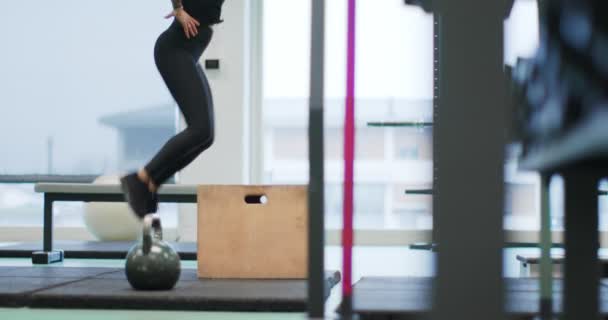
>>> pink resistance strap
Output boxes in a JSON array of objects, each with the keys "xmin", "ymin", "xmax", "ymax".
[{"xmin": 342, "ymin": 0, "xmax": 356, "ymax": 302}]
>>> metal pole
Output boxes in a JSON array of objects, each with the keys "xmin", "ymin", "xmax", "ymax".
[
  {"xmin": 308, "ymin": 0, "xmax": 326, "ymax": 317},
  {"xmin": 432, "ymin": 1, "xmax": 507, "ymax": 319},
  {"xmin": 432, "ymin": 14, "xmax": 440, "ymax": 244},
  {"xmin": 341, "ymin": 0, "xmax": 356, "ymax": 316},
  {"xmin": 562, "ymin": 169, "xmax": 600, "ymax": 320},
  {"xmin": 539, "ymin": 174, "xmax": 553, "ymax": 319}
]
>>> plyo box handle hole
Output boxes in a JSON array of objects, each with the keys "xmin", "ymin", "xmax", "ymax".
[{"xmin": 244, "ymin": 194, "xmax": 268, "ymax": 205}]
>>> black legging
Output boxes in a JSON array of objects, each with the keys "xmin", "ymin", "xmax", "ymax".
[{"xmin": 145, "ymin": 20, "xmax": 215, "ymax": 186}]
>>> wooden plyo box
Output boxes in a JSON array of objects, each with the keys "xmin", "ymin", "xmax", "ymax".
[{"xmin": 197, "ymin": 185, "xmax": 308, "ymax": 279}]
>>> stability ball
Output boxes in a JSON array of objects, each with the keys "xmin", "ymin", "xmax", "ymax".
[{"xmin": 83, "ymin": 175, "xmax": 142, "ymax": 241}]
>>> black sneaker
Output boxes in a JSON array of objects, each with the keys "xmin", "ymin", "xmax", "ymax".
[{"xmin": 120, "ymin": 173, "xmax": 158, "ymax": 219}]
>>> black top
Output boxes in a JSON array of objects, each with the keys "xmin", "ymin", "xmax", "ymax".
[{"xmin": 183, "ymin": 0, "xmax": 225, "ymax": 25}]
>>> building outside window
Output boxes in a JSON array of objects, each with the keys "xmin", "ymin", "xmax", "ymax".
[{"xmin": 262, "ymin": 0, "xmax": 434, "ymax": 230}]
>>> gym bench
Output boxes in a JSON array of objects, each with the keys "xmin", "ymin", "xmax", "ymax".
[
  {"xmin": 517, "ymin": 251, "xmax": 608, "ymax": 278},
  {"xmin": 32, "ymin": 183, "xmax": 197, "ymax": 264}
]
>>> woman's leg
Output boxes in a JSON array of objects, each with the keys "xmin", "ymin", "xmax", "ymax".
[
  {"xmin": 144, "ymin": 26, "xmax": 215, "ymax": 187},
  {"xmin": 121, "ymin": 25, "xmax": 215, "ymax": 217}
]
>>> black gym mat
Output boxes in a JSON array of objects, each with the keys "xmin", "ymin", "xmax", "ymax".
[
  {"xmin": 95, "ymin": 268, "xmax": 341, "ymax": 300},
  {"xmin": 0, "ymin": 266, "xmax": 118, "ymax": 278},
  {"xmin": 0, "ymin": 267, "xmax": 341, "ymax": 312},
  {"xmin": 350, "ymin": 277, "xmax": 608, "ymax": 319},
  {"xmin": 0, "ymin": 266, "xmax": 118, "ymax": 308},
  {"xmin": 0, "ymin": 277, "xmax": 79, "ymax": 308},
  {"xmin": 0, "ymin": 241, "xmax": 197, "ymax": 260},
  {"xmin": 97, "ymin": 268, "xmax": 340, "ymax": 285}
]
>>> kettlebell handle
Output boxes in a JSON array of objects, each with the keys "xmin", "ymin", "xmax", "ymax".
[{"xmin": 143, "ymin": 214, "xmax": 163, "ymax": 254}]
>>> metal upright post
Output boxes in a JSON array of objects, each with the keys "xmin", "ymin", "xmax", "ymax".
[
  {"xmin": 308, "ymin": 0, "xmax": 326, "ymax": 317},
  {"xmin": 532, "ymin": 2, "xmax": 553, "ymax": 318},
  {"xmin": 562, "ymin": 169, "xmax": 600, "ymax": 320},
  {"xmin": 432, "ymin": 1, "xmax": 508, "ymax": 320},
  {"xmin": 32, "ymin": 193, "xmax": 64, "ymax": 264},
  {"xmin": 432, "ymin": 14, "xmax": 440, "ymax": 244},
  {"xmin": 539, "ymin": 174, "xmax": 553, "ymax": 319}
]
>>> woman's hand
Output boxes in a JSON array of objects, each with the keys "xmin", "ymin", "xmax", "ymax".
[{"xmin": 165, "ymin": 8, "xmax": 200, "ymax": 39}]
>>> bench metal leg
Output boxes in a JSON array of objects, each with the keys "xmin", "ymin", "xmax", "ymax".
[
  {"xmin": 562, "ymin": 169, "xmax": 599, "ymax": 320},
  {"xmin": 32, "ymin": 194, "xmax": 64, "ymax": 264},
  {"xmin": 32, "ymin": 250, "xmax": 64, "ymax": 264}
]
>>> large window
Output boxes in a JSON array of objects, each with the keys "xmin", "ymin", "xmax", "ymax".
[
  {"xmin": 504, "ymin": 0, "xmax": 541, "ymax": 231},
  {"xmin": 0, "ymin": 1, "xmax": 178, "ymax": 228},
  {"xmin": 6, "ymin": 0, "xmax": 597, "ymax": 241},
  {"xmin": 262, "ymin": 0, "xmax": 434, "ymax": 230}
]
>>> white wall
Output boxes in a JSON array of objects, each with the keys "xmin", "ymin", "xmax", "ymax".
[{"xmin": 177, "ymin": 0, "xmax": 252, "ymax": 241}]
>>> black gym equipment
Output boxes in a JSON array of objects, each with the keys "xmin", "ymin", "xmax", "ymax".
[
  {"xmin": 517, "ymin": 0, "xmax": 608, "ymax": 154},
  {"xmin": 125, "ymin": 214, "xmax": 181, "ymax": 291},
  {"xmin": 399, "ymin": 1, "xmax": 510, "ymax": 320},
  {"xmin": 516, "ymin": 1, "xmax": 608, "ymax": 320}
]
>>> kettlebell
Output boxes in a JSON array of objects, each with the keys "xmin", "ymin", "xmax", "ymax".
[{"xmin": 125, "ymin": 214, "xmax": 181, "ymax": 290}]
